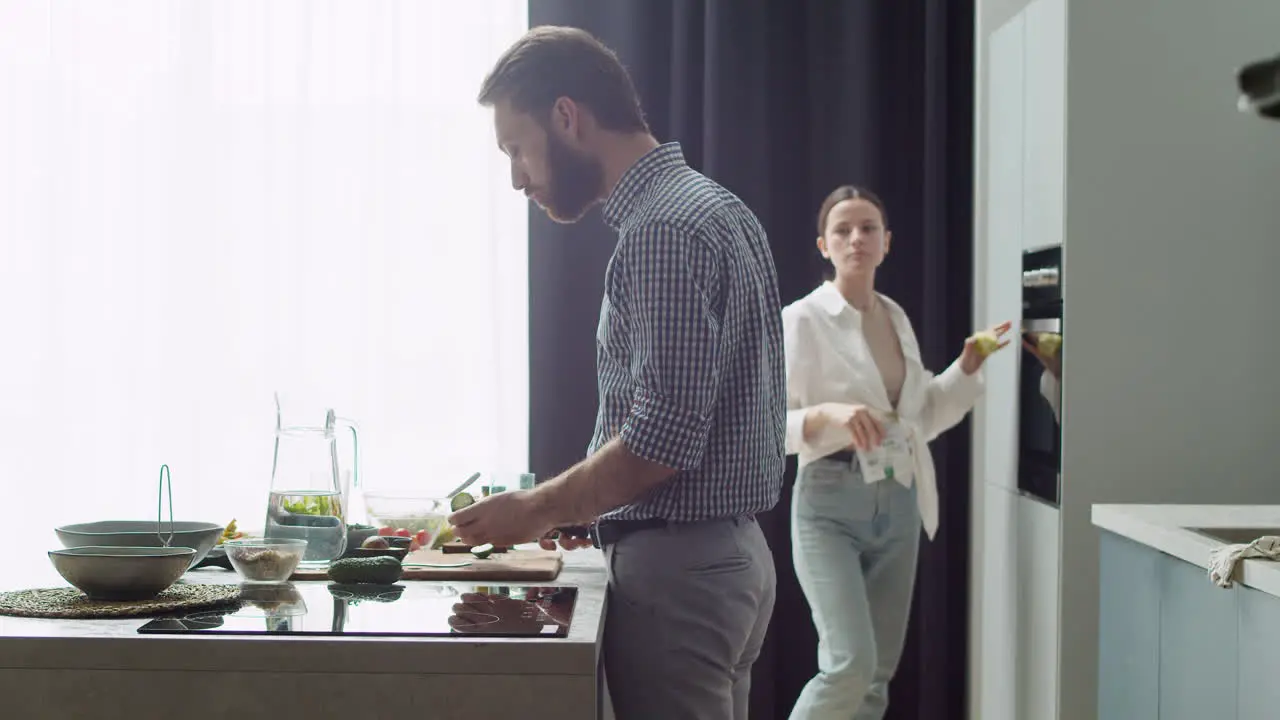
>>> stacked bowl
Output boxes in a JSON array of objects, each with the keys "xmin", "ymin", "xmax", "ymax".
[{"xmin": 50, "ymin": 520, "xmax": 224, "ymax": 601}]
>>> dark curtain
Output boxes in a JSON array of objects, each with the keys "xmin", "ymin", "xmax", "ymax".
[{"xmin": 526, "ymin": 1, "xmax": 975, "ymax": 718}]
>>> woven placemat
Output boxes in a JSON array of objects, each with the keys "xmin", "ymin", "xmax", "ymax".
[{"xmin": 0, "ymin": 583, "xmax": 242, "ymax": 619}]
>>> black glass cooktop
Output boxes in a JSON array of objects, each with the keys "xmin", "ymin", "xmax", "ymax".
[{"xmin": 136, "ymin": 583, "xmax": 577, "ymax": 638}]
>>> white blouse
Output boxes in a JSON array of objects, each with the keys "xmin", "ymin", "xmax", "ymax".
[{"xmin": 782, "ymin": 282, "xmax": 986, "ymax": 539}]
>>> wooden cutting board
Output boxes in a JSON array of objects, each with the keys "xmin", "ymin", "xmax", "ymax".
[{"xmin": 288, "ymin": 547, "xmax": 564, "ymax": 582}]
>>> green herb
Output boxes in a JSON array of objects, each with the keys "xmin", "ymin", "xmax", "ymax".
[{"xmin": 283, "ymin": 495, "xmax": 340, "ymax": 516}]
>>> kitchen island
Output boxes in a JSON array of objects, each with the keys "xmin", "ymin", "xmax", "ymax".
[
  {"xmin": 1093, "ymin": 504, "xmax": 1280, "ymax": 720},
  {"xmin": 0, "ymin": 546, "xmax": 610, "ymax": 719}
]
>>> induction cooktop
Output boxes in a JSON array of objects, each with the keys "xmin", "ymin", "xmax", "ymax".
[{"xmin": 136, "ymin": 582, "xmax": 577, "ymax": 638}]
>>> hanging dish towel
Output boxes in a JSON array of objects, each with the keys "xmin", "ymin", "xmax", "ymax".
[{"xmin": 1208, "ymin": 536, "xmax": 1280, "ymax": 588}]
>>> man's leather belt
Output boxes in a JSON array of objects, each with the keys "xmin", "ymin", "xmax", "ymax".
[{"xmin": 555, "ymin": 517, "xmax": 668, "ymax": 548}]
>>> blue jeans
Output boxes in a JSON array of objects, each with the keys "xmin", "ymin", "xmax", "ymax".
[{"xmin": 788, "ymin": 457, "xmax": 922, "ymax": 720}]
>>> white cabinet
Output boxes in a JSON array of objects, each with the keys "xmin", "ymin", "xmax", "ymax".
[
  {"xmin": 975, "ymin": 0, "xmax": 1280, "ymax": 717},
  {"xmin": 983, "ymin": 0, "xmax": 1066, "ymax": 254},
  {"xmin": 974, "ymin": 0, "xmax": 1066, "ymax": 717},
  {"xmin": 1017, "ymin": 494, "xmax": 1062, "ymax": 720},
  {"xmin": 978, "ymin": 486, "xmax": 1063, "ymax": 720},
  {"xmin": 1022, "ymin": 0, "xmax": 1067, "ymax": 251},
  {"xmin": 983, "ymin": 9, "xmax": 1025, "ymax": 493},
  {"xmin": 978, "ymin": 484, "xmax": 1019, "ymax": 719},
  {"xmin": 987, "ymin": 9, "xmax": 1025, "ymax": 259}
]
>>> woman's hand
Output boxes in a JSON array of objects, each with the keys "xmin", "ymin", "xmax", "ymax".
[
  {"xmin": 1022, "ymin": 331, "xmax": 1062, "ymax": 380},
  {"xmin": 960, "ymin": 320, "xmax": 1013, "ymax": 375},
  {"xmin": 821, "ymin": 403, "xmax": 885, "ymax": 451}
]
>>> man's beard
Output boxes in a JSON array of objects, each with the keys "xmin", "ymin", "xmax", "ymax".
[{"xmin": 540, "ymin": 131, "xmax": 605, "ymax": 224}]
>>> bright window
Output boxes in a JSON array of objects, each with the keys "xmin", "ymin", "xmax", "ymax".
[{"xmin": 0, "ymin": 1, "xmax": 530, "ymax": 538}]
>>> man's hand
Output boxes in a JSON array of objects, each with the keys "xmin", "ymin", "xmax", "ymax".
[
  {"xmin": 450, "ymin": 437, "xmax": 677, "ymax": 549},
  {"xmin": 448, "ymin": 592, "xmax": 544, "ymax": 635},
  {"xmin": 448, "ymin": 489, "xmax": 552, "ymax": 547},
  {"xmin": 538, "ymin": 526, "xmax": 595, "ymax": 552},
  {"xmin": 524, "ymin": 587, "xmax": 575, "ymax": 626}
]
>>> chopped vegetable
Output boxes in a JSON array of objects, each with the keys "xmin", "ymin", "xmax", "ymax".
[
  {"xmin": 431, "ymin": 524, "xmax": 455, "ymax": 549},
  {"xmin": 217, "ymin": 519, "xmax": 246, "ymax": 545},
  {"xmin": 471, "ymin": 543, "xmax": 495, "ymax": 560},
  {"xmin": 282, "ymin": 495, "xmax": 340, "ymax": 516},
  {"xmin": 450, "ymin": 492, "xmax": 476, "ymax": 512}
]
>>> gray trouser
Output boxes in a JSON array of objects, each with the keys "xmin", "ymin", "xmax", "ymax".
[{"xmin": 603, "ymin": 515, "xmax": 776, "ymax": 720}]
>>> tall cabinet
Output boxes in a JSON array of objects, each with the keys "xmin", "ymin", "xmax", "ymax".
[
  {"xmin": 970, "ymin": 0, "xmax": 1280, "ymax": 718},
  {"xmin": 972, "ymin": 1, "xmax": 1065, "ymax": 720}
]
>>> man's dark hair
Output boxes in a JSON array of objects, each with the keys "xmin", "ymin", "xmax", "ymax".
[{"xmin": 477, "ymin": 25, "xmax": 649, "ymax": 134}]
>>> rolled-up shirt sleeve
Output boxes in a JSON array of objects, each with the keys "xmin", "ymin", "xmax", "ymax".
[
  {"xmin": 783, "ymin": 308, "xmax": 815, "ymax": 455},
  {"xmin": 615, "ymin": 222, "xmax": 723, "ymax": 471}
]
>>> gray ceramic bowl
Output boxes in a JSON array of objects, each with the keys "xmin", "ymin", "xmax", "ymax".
[
  {"xmin": 55, "ymin": 521, "xmax": 223, "ymax": 569},
  {"xmin": 346, "ymin": 524, "xmax": 378, "ymax": 551},
  {"xmin": 48, "ymin": 546, "xmax": 195, "ymax": 601}
]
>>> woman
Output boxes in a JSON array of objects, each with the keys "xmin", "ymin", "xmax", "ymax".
[{"xmin": 783, "ymin": 185, "xmax": 1010, "ymax": 719}]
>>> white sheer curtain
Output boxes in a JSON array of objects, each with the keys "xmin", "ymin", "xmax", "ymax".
[{"xmin": 0, "ymin": 1, "xmax": 529, "ymax": 540}]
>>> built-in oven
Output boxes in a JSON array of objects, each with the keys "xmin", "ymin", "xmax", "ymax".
[{"xmin": 1018, "ymin": 245, "xmax": 1063, "ymax": 506}]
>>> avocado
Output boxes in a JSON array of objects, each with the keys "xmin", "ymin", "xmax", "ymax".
[{"xmin": 326, "ymin": 556, "xmax": 404, "ymax": 585}]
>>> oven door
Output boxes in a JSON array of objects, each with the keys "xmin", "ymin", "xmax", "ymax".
[{"xmin": 1018, "ymin": 316, "xmax": 1062, "ymax": 506}]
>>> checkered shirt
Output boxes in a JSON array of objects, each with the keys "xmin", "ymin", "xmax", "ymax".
[{"xmin": 590, "ymin": 142, "xmax": 786, "ymax": 522}]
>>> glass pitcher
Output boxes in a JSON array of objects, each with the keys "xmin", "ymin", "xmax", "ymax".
[{"xmin": 264, "ymin": 392, "xmax": 359, "ymax": 566}]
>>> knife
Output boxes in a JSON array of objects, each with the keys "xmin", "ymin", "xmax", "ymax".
[{"xmin": 443, "ymin": 471, "xmax": 482, "ymax": 500}]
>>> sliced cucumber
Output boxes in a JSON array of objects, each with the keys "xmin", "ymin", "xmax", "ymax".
[
  {"xmin": 471, "ymin": 542, "xmax": 495, "ymax": 559},
  {"xmin": 450, "ymin": 492, "xmax": 476, "ymax": 512}
]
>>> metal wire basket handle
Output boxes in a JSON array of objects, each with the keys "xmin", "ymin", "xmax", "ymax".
[{"xmin": 156, "ymin": 464, "xmax": 175, "ymax": 548}]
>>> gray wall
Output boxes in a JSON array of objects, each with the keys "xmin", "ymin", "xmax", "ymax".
[{"xmin": 1061, "ymin": 1, "xmax": 1280, "ymax": 718}]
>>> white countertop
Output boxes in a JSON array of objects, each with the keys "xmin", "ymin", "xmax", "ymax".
[
  {"xmin": 1092, "ymin": 504, "xmax": 1280, "ymax": 597},
  {"xmin": 0, "ymin": 545, "xmax": 612, "ymax": 718},
  {"xmin": 0, "ymin": 544, "xmax": 608, "ymax": 676}
]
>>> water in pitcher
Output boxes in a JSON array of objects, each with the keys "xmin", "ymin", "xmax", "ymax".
[{"xmin": 265, "ymin": 490, "xmax": 347, "ymax": 564}]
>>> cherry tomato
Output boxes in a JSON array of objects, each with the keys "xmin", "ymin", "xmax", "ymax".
[
  {"xmin": 394, "ymin": 528, "xmax": 411, "ymax": 538},
  {"xmin": 413, "ymin": 529, "xmax": 429, "ymax": 546},
  {"xmin": 377, "ymin": 527, "xmax": 396, "ymax": 536}
]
